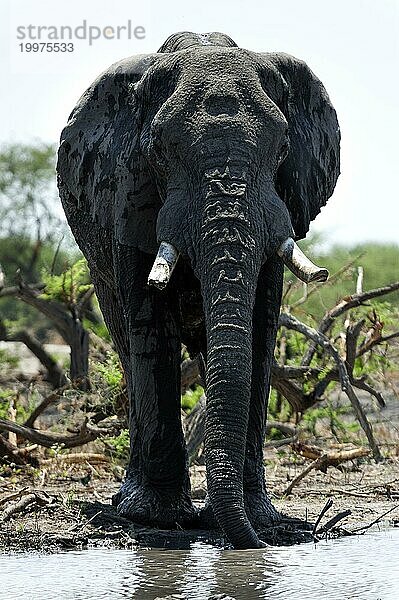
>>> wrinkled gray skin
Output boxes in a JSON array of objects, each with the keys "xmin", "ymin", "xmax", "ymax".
[{"xmin": 57, "ymin": 32, "xmax": 340, "ymax": 549}]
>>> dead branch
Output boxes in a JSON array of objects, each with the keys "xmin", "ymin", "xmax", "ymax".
[
  {"xmin": 290, "ymin": 251, "xmax": 365, "ymax": 309},
  {"xmin": 76, "ymin": 286, "xmax": 95, "ymax": 312},
  {"xmin": 7, "ymin": 396, "xmax": 17, "ymax": 447},
  {"xmin": 0, "ymin": 418, "xmax": 98, "ymax": 449},
  {"xmin": 283, "ymin": 446, "xmax": 370, "ymax": 496},
  {"xmin": 329, "ymin": 488, "xmax": 371, "ymax": 498},
  {"xmin": 356, "ymin": 330, "xmax": 399, "ymax": 358},
  {"xmin": 264, "ymin": 436, "xmax": 298, "ymax": 448},
  {"xmin": 0, "ymin": 282, "xmax": 45, "ymax": 298},
  {"xmin": 292, "ymin": 442, "xmax": 370, "ymax": 465},
  {"xmin": 0, "ymin": 435, "xmax": 37, "ymax": 466},
  {"xmin": 345, "ymin": 319, "xmax": 365, "ymax": 374},
  {"xmin": 24, "ymin": 384, "xmax": 72, "ymax": 428},
  {"xmin": 42, "ymin": 452, "xmax": 110, "ymax": 465},
  {"xmin": 271, "ymin": 378, "xmax": 307, "ymax": 415},
  {"xmin": 0, "ymin": 321, "xmax": 67, "ymax": 388},
  {"xmin": 350, "ymin": 505, "xmax": 399, "ymax": 533},
  {"xmin": 356, "ymin": 266, "xmax": 364, "ymax": 295},
  {"xmin": 283, "ymin": 455, "xmax": 328, "ymax": 496},
  {"xmin": 344, "ymin": 320, "xmax": 385, "ymax": 407},
  {"xmin": 10, "ymin": 277, "xmax": 90, "ymax": 389},
  {"xmin": 302, "ymin": 281, "xmax": 399, "ymax": 366},
  {"xmin": 1, "ymin": 491, "xmax": 54, "ymax": 522},
  {"xmin": 316, "ymin": 510, "xmax": 352, "ymax": 535},
  {"xmin": 0, "ymin": 488, "xmax": 29, "ymax": 507},
  {"xmin": 312, "ymin": 498, "xmax": 334, "ymax": 533},
  {"xmin": 279, "ymin": 312, "xmax": 382, "ymax": 461},
  {"xmin": 272, "ymin": 365, "xmax": 323, "ymax": 380},
  {"xmin": 1, "ymin": 494, "xmax": 38, "ymax": 522},
  {"xmin": 184, "ymin": 393, "xmax": 206, "ymax": 463},
  {"xmin": 266, "ymin": 421, "xmax": 297, "ymax": 437},
  {"xmin": 351, "ymin": 378, "xmax": 385, "ymax": 408}
]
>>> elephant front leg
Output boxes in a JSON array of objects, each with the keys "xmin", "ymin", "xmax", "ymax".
[
  {"xmin": 243, "ymin": 257, "xmax": 284, "ymax": 529},
  {"xmin": 113, "ymin": 252, "xmax": 195, "ymax": 528}
]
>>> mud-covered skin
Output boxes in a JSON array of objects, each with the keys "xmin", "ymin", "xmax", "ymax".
[
  {"xmin": 112, "ymin": 478, "xmax": 196, "ymax": 529},
  {"xmin": 57, "ymin": 31, "xmax": 340, "ymax": 548}
]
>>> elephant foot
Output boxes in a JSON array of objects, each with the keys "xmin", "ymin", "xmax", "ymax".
[
  {"xmin": 244, "ymin": 490, "xmax": 281, "ymax": 529},
  {"xmin": 198, "ymin": 491, "xmax": 281, "ymax": 530},
  {"xmin": 113, "ymin": 478, "xmax": 197, "ymax": 529},
  {"xmin": 198, "ymin": 499, "xmax": 220, "ymax": 530}
]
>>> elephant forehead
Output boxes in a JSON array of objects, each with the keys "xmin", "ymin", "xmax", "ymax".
[{"xmin": 177, "ymin": 47, "xmax": 259, "ymax": 80}]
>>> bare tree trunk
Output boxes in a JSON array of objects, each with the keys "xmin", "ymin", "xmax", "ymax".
[{"xmin": 3, "ymin": 280, "xmax": 91, "ymax": 389}]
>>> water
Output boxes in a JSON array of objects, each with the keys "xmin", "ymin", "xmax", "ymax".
[{"xmin": 1, "ymin": 530, "xmax": 398, "ymax": 600}]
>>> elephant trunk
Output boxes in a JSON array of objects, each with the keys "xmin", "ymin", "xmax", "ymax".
[
  {"xmin": 202, "ymin": 275, "xmax": 262, "ymax": 548},
  {"xmin": 196, "ymin": 179, "xmax": 265, "ymax": 549}
]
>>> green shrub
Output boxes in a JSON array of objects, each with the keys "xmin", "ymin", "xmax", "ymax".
[
  {"xmin": 106, "ymin": 429, "xmax": 130, "ymax": 460},
  {"xmin": 181, "ymin": 385, "xmax": 204, "ymax": 413}
]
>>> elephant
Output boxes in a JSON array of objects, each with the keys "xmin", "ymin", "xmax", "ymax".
[{"xmin": 57, "ymin": 31, "xmax": 340, "ymax": 549}]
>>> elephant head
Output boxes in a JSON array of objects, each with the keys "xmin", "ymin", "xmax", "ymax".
[{"xmin": 58, "ymin": 31, "xmax": 340, "ymax": 549}]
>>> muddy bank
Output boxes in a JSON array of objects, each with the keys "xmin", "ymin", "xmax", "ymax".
[{"xmin": 1, "ymin": 453, "xmax": 398, "ymax": 553}]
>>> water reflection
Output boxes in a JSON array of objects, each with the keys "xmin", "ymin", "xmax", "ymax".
[
  {"xmin": 120, "ymin": 543, "xmax": 282, "ymax": 599},
  {"xmin": 1, "ymin": 530, "xmax": 398, "ymax": 600}
]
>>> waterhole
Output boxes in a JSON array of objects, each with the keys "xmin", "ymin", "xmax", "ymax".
[{"xmin": 1, "ymin": 529, "xmax": 398, "ymax": 600}]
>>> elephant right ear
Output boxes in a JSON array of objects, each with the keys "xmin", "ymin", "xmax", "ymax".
[
  {"xmin": 57, "ymin": 54, "xmax": 163, "ymax": 254},
  {"xmin": 259, "ymin": 53, "xmax": 340, "ymax": 240}
]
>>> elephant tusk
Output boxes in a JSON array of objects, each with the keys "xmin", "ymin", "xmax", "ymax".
[
  {"xmin": 277, "ymin": 237, "xmax": 329, "ymax": 283},
  {"xmin": 148, "ymin": 242, "xmax": 179, "ymax": 290}
]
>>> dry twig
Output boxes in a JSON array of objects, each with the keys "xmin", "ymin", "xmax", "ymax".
[{"xmin": 283, "ymin": 445, "xmax": 371, "ymax": 496}]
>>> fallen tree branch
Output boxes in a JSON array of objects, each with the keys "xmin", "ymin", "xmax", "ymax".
[
  {"xmin": 266, "ymin": 421, "xmax": 297, "ymax": 437},
  {"xmin": 350, "ymin": 505, "xmax": 399, "ymax": 534},
  {"xmin": 0, "ymin": 435, "xmax": 37, "ymax": 466},
  {"xmin": 181, "ymin": 356, "xmax": 201, "ymax": 394},
  {"xmin": 42, "ymin": 452, "xmax": 110, "ymax": 465},
  {"xmin": 264, "ymin": 436, "xmax": 298, "ymax": 449},
  {"xmin": 0, "ymin": 488, "xmax": 29, "ymax": 507},
  {"xmin": 1, "ymin": 491, "xmax": 54, "ymax": 522},
  {"xmin": 312, "ymin": 498, "xmax": 333, "ymax": 534},
  {"xmin": 283, "ymin": 445, "xmax": 371, "ymax": 496},
  {"xmin": 316, "ymin": 510, "xmax": 352, "ymax": 535},
  {"xmin": 2, "ymin": 494, "xmax": 38, "ymax": 522},
  {"xmin": 24, "ymin": 384, "xmax": 72, "ymax": 428},
  {"xmin": 292, "ymin": 442, "xmax": 370, "ymax": 465},
  {"xmin": 283, "ymin": 455, "xmax": 328, "ymax": 496},
  {"xmin": 184, "ymin": 394, "xmax": 206, "ymax": 463},
  {"xmin": 279, "ymin": 313, "xmax": 382, "ymax": 461},
  {"xmin": 0, "ymin": 418, "xmax": 98, "ymax": 449}
]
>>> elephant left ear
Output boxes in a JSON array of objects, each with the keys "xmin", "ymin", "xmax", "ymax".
[{"xmin": 260, "ymin": 53, "xmax": 341, "ymax": 240}]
